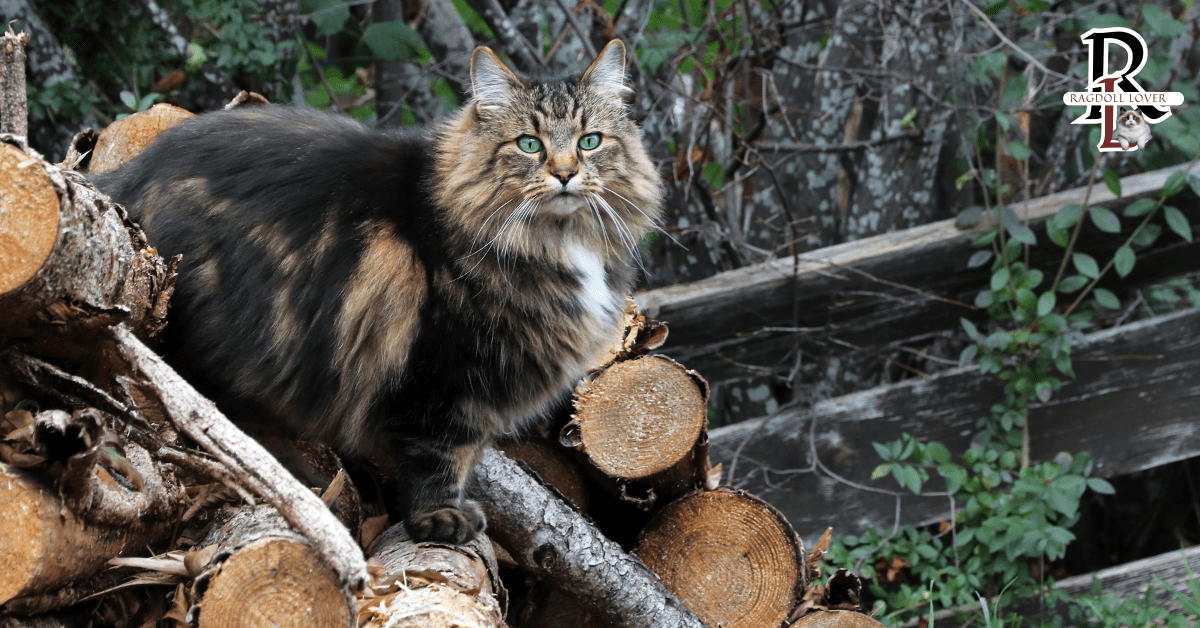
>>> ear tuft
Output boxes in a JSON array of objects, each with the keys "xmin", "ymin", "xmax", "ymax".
[
  {"xmin": 582, "ymin": 40, "xmax": 630, "ymax": 98},
  {"xmin": 470, "ymin": 47, "xmax": 521, "ymax": 105}
]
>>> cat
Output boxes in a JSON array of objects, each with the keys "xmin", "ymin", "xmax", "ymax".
[
  {"xmin": 1113, "ymin": 108, "xmax": 1151, "ymax": 151},
  {"xmin": 92, "ymin": 40, "xmax": 663, "ymax": 544}
]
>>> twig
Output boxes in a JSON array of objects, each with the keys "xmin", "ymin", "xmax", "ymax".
[
  {"xmin": 303, "ymin": 38, "xmax": 342, "ymax": 114},
  {"xmin": 958, "ymin": 0, "xmax": 1078, "ymax": 85},
  {"xmin": 548, "ymin": 0, "xmax": 598, "ymax": 59}
]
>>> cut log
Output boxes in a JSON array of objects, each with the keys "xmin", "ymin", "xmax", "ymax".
[
  {"xmin": 359, "ymin": 523, "xmax": 506, "ymax": 628},
  {"xmin": 562, "ymin": 355, "xmax": 710, "ymax": 508},
  {"xmin": 790, "ymin": 610, "xmax": 885, "ymax": 628},
  {"xmin": 635, "ymin": 488, "xmax": 805, "ymax": 628},
  {"xmin": 498, "ymin": 438, "xmax": 589, "ymax": 512},
  {"xmin": 0, "ymin": 30, "xmax": 29, "ymax": 137},
  {"xmin": 87, "ymin": 104, "xmax": 194, "ymax": 175},
  {"xmin": 0, "ymin": 444, "xmax": 179, "ymax": 608},
  {"xmin": 0, "ymin": 136, "xmax": 175, "ymax": 338},
  {"xmin": 190, "ymin": 505, "xmax": 353, "ymax": 628},
  {"xmin": 468, "ymin": 448, "xmax": 708, "ymax": 628}
]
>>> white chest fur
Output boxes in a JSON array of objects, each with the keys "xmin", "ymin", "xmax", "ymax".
[{"xmin": 565, "ymin": 241, "xmax": 620, "ymax": 323}]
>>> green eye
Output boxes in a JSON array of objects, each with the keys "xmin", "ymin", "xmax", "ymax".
[
  {"xmin": 517, "ymin": 136, "xmax": 542, "ymax": 153},
  {"xmin": 579, "ymin": 133, "xmax": 601, "ymax": 150}
]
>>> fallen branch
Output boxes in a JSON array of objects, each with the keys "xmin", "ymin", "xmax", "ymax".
[
  {"xmin": 112, "ymin": 324, "xmax": 369, "ymax": 596},
  {"xmin": 468, "ymin": 448, "xmax": 709, "ymax": 628}
]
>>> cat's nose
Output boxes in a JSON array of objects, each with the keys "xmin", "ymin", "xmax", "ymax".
[{"xmin": 553, "ymin": 168, "xmax": 577, "ymax": 185}]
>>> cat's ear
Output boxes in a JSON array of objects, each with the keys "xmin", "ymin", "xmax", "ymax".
[
  {"xmin": 471, "ymin": 47, "xmax": 521, "ymax": 106},
  {"xmin": 582, "ymin": 40, "xmax": 630, "ymax": 98}
]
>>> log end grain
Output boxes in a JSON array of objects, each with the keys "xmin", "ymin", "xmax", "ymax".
[
  {"xmin": 0, "ymin": 464, "xmax": 124, "ymax": 604},
  {"xmin": 790, "ymin": 610, "xmax": 886, "ymax": 628},
  {"xmin": 89, "ymin": 104, "xmax": 194, "ymax": 175},
  {"xmin": 635, "ymin": 489, "xmax": 803, "ymax": 628},
  {"xmin": 0, "ymin": 143, "xmax": 58, "ymax": 294},
  {"xmin": 197, "ymin": 537, "xmax": 350, "ymax": 628},
  {"xmin": 569, "ymin": 355, "xmax": 707, "ymax": 481}
]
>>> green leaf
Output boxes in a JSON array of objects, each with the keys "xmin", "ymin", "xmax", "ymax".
[
  {"xmin": 1007, "ymin": 222, "xmax": 1037, "ymax": 245},
  {"xmin": 1016, "ymin": 287, "xmax": 1037, "ymax": 312},
  {"xmin": 1073, "ymin": 253, "xmax": 1100, "ymax": 279},
  {"xmin": 1142, "ymin": 4, "xmax": 1186, "ymax": 37},
  {"xmin": 1008, "ymin": 140, "xmax": 1031, "ymax": 161},
  {"xmin": 871, "ymin": 463, "xmax": 892, "ymax": 480},
  {"xmin": 1058, "ymin": 275, "xmax": 1088, "ymax": 293},
  {"xmin": 1087, "ymin": 478, "xmax": 1116, "ymax": 494},
  {"xmin": 1164, "ymin": 206, "xmax": 1193, "ymax": 242},
  {"xmin": 955, "ymin": 170, "xmax": 977, "ymax": 191},
  {"xmin": 991, "ymin": 267, "xmax": 1011, "ymax": 291},
  {"xmin": 900, "ymin": 107, "xmax": 918, "ymax": 130},
  {"xmin": 956, "ymin": 206, "xmax": 984, "ymax": 229},
  {"xmin": 1089, "ymin": 207, "xmax": 1121, "ymax": 233},
  {"xmin": 1114, "ymin": 245, "xmax": 1135, "ymax": 278},
  {"xmin": 1123, "ymin": 198, "xmax": 1157, "ymax": 217},
  {"xmin": 968, "ymin": 250, "xmax": 992, "ymax": 268},
  {"xmin": 1037, "ymin": 291, "xmax": 1056, "ymax": 316},
  {"xmin": 994, "ymin": 110, "xmax": 1011, "ymax": 132},
  {"xmin": 873, "ymin": 441, "xmax": 895, "ymax": 461},
  {"xmin": 903, "ymin": 465, "xmax": 923, "ymax": 495},
  {"xmin": 1132, "ymin": 223, "xmax": 1162, "ymax": 247},
  {"xmin": 1048, "ymin": 222, "xmax": 1069, "ymax": 247},
  {"xmin": 362, "ymin": 21, "xmax": 424, "ymax": 61},
  {"xmin": 119, "ymin": 90, "xmax": 137, "ymax": 110},
  {"xmin": 925, "ymin": 442, "xmax": 951, "ymax": 464},
  {"xmin": 1094, "ymin": 288, "xmax": 1121, "ymax": 310},
  {"xmin": 702, "ymin": 161, "xmax": 725, "ymax": 189},
  {"xmin": 1162, "ymin": 171, "xmax": 1188, "ymax": 198},
  {"xmin": 1103, "ymin": 169, "xmax": 1121, "ymax": 198},
  {"xmin": 311, "ymin": 5, "xmax": 350, "ymax": 36},
  {"xmin": 1053, "ymin": 203, "xmax": 1083, "ymax": 229}
]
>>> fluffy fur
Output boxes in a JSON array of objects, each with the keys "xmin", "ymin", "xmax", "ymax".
[
  {"xmin": 92, "ymin": 40, "xmax": 662, "ymax": 543},
  {"xmin": 1114, "ymin": 109, "xmax": 1151, "ymax": 151}
]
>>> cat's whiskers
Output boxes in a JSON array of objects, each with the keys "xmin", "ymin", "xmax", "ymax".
[
  {"xmin": 584, "ymin": 196, "xmax": 613, "ymax": 257},
  {"xmin": 603, "ymin": 186, "xmax": 685, "ymax": 250},
  {"xmin": 454, "ymin": 198, "xmax": 534, "ymax": 281},
  {"xmin": 593, "ymin": 194, "xmax": 646, "ymax": 275}
]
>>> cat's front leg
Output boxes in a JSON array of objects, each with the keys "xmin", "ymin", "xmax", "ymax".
[{"xmin": 392, "ymin": 434, "xmax": 487, "ymax": 544}]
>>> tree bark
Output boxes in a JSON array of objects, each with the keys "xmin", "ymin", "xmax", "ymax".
[
  {"xmin": 0, "ymin": 136, "xmax": 176, "ymax": 340},
  {"xmin": 0, "ymin": 29, "xmax": 28, "ymax": 137},
  {"xmin": 468, "ymin": 448, "xmax": 709, "ymax": 628},
  {"xmin": 416, "ymin": 0, "xmax": 475, "ymax": 99},
  {"xmin": 634, "ymin": 488, "xmax": 806, "ymax": 628}
]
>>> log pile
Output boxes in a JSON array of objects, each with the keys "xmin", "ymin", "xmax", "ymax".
[{"xmin": 0, "ymin": 40, "xmax": 882, "ymax": 628}]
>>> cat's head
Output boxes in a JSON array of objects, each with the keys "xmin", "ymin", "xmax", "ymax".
[
  {"xmin": 435, "ymin": 40, "xmax": 663, "ymax": 263},
  {"xmin": 1118, "ymin": 109, "xmax": 1145, "ymax": 127}
]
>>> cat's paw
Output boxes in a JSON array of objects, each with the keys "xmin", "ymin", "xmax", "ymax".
[{"xmin": 406, "ymin": 501, "xmax": 486, "ymax": 544}]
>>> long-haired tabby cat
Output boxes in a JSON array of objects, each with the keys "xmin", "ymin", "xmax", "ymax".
[{"xmin": 93, "ymin": 40, "xmax": 662, "ymax": 544}]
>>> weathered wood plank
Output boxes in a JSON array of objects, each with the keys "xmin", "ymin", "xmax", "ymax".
[
  {"xmin": 637, "ymin": 164, "xmax": 1200, "ymax": 385},
  {"xmin": 709, "ymin": 307, "xmax": 1200, "ymax": 544}
]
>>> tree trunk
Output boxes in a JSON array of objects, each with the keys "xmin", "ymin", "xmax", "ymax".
[
  {"xmin": 468, "ymin": 448, "xmax": 709, "ymax": 628},
  {"xmin": 634, "ymin": 488, "xmax": 806, "ymax": 628}
]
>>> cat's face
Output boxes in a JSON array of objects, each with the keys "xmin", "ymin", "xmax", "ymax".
[
  {"xmin": 1119, "ymin": 110, "xmax": 1145, "ymax": 127},
  {"xmin": 435, "ymin": 40, "xmax": 662, "ymax": 260}
]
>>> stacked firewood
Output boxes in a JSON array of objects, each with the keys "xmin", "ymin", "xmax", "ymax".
[{"xmin": 0, "ymin": 32, "xmax": 878, "ymax": 628}]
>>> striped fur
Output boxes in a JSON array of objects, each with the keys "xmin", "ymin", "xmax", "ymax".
[{"xmin": 92, "ymin": 40, "xmax": 662, "ymax": 544}]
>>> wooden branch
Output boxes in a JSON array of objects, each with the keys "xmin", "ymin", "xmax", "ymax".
[
  {"xmin": 635, "ymin": 488, "xmax": 805, "ymax": 628},
  {"xmin": 0, "ymin": 136, "xmax": 175, "ymax": 338},
  {"xmin": 112, "ymin": 325, "xmax": 369, "ymax": 596},
  {"xmin": 0, "ymin": 29, "xmax": 29, "ymax": 136},
  {"xmin": 468, "ymin": 448, "xmax": 709, "ymax": 628},
  {"xmin": 708, "ymin": 306, "xmax": 1200, "ymax": 542},
  {"xmin": 462, "ymin": 0, "xmax": 548, "ymax": 73},
  {"xmin": 189, "ymin": 506, "xmax": 354, "ymax": 628},
  {"xmin": 416, "ymin": 0, "xmax": 476, "ymax": 97},
  {"xmin": 636, "ymin": 163, "xmax": 1200, "ymax": 385},
  {"xmin": 359, "ymin": 523, "xmax": 505, "ymax": 628}
]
